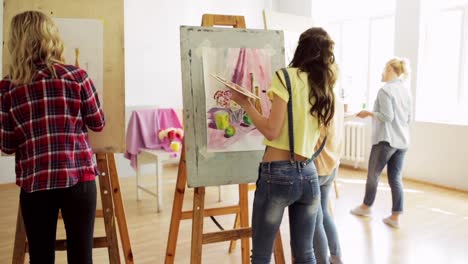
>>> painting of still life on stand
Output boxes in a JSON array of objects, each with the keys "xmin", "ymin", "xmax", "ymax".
[{"xmin": 202, "ymin": 47, "xmax": 273, "ymax": 152}]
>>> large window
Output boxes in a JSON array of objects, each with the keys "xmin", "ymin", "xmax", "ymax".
[
  {"xmin": 368, "ymin": 18, "xmax": 395, "ymax": 107},
  {"xmin": 417, "ymin": 5, "xmax": 468, "ymax": 125},
  {"xmin": 313, "ymin": 0, "xmax": 396, "ymax": 112},
  {"xmin": 324, "ymin": 16, "xmax": 395, "ymax": 112}
]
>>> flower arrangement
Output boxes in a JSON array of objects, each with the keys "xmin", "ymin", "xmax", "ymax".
[{"xmin": 158, "ymin": 127, "xmax": 184, "ymax": 152}]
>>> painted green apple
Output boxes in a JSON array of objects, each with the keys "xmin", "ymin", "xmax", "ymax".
[
  {"xmin": 224, "ymin": 125, "xmax": 236, "ymax": 138},
  {"xmin": 243, "ymin": 114, "xmax": 252, "ymax": 126}
]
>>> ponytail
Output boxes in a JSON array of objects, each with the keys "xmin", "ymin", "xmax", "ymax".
[{"xmin": 387, "ymin": 57, "xmax": 411, "ymax": 80}]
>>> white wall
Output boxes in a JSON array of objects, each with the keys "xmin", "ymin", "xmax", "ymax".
[
  {"xmin": 405, "ymin": 123, "xmax": 468, "ymax": 190},
  {"xmin": 395, "ymin": 0, "xmax": 468, "ymax": 190},
  {"xmin": 273, "ymin": 0, "xmax": 312, "ymax": 17},
  {"xmin": 124, "ymin": 0, "xmax": 272, "ymax": 108}
]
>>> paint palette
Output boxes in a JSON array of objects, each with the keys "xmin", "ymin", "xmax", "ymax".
[{"xmin": 210, "ymin": 74, "xmax": 261, "ymax": 100}]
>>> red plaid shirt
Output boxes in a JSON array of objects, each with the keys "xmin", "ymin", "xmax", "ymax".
[{"xmin": 0, "ymin": 63, "xmax": 105, "ymax": 193}]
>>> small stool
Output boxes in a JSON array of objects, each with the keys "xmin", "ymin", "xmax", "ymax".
[{"xmin": 136, "ymin": 148, "xmax": 222, "ymax": 212}]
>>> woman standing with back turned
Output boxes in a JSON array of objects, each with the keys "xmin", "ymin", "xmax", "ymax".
[
  {"xmin": 350, "ymin": 58, "xmax": 412, "ymax": 228},
  {"xmin": 313, "ymin": 96, "xmax": 345, "ymax": 264},
  {"xmin": 0, "ymin": 11, "xmax": 105, "ymax": 263},
  {"xmin": 228, "ymin": 27, "xmax": 337, "ymax": 264}
]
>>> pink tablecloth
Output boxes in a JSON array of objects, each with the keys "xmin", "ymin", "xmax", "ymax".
[{"xmin": 124, "ymin": 108, "xmax": 182, "ymax": 169}]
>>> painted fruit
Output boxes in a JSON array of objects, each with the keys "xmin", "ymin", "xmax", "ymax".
[
  {"xmin": 224, "ymin": 125, "xmax": 236, "ymax": 138},
  {"xmin": 243, "ymin": 114, "xmax": 252, "ymax": 126}
]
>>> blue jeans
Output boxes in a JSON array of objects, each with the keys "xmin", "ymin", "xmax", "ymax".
[
  {"xmin": 363, "ymin": 141, "xmax": 407, "ymax": 213},
  {"xmin": 251, "ymin": 160, "xmax": 321, "ymax": 264},
  {"xmin": 20, "ymin": 180, "xmax": 97, "ymax": 264},
  {"xmin": 314, "ymin": 168, "xmax": 342, "ymax": 264}
]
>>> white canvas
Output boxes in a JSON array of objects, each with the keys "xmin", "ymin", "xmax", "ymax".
[{"xmin": 54, "ymin": 18, "xmax": 104, "ymax": 106}]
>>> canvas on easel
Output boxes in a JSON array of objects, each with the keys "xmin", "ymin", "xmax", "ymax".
[
  {"xmin": 54, "ymin": 18, "xmax": 104, "ymax": 106},
  {"xmin": 3, "ymin": 0, "xmax": 125, "ymax": 153},
  {"xmin": 164, "ymin": 14, "xmax": 286, "ymax": 264},
  {"xmin": 204, "ymin": 48, "xmax": 271, "ymax": 153},
  {"xmin": 180, "ymin": 26, "xmax": 285, "ymax": 188}
]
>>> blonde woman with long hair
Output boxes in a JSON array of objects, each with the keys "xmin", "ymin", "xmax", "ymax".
[
  {"xmin": 350, "ymin": 58, "xmax": 412, "ymax": 229},
  {"xmin": 0, "ymin": 11, "xmax": 105, "ymax": 263}
]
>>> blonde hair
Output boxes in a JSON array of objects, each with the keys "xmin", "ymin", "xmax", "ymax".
[
  {"xmin": 387, "ymin": 57, "xmax": 411, "ymax": 80},
  {"xmin": 8, "ymin": 11, "xmax": 65, "ymax": 85}
]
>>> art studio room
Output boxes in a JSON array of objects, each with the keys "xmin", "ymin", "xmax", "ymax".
[{"xmin": 0, "ymin": 0, "xmax": 467, "ymax": 263}]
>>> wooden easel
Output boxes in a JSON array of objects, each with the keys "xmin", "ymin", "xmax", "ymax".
[
  {"xmin": 164, "ymin": 14, "xmax": 285, "ymax": 264},
  {"xmin": 12, "ymin": 153, "xmax": 134, "ymax": 264}
]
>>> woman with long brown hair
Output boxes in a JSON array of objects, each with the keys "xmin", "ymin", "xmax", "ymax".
[
  {"xmin": 228, "ymin": 27, "xmax": 337, "ymax": 264},
  {"xmin": 0, "ymin": 11, "xmax": 105, "ymax": 263}
]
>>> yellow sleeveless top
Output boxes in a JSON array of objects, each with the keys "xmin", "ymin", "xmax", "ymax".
[{"xmin": 263, "ymin": 68, "xmax": 320, "ymax": 158}]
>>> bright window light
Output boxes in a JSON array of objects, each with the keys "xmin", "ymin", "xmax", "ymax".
[
  {"xmin": 323, "ymin": 16, "xmax": 394, "ymax": 112},
  {"xmin": 368, "ymin": 17, "xmax": 395, "ymax": 107},
  {"xmin": 314, "ymin": 0, "xmax": 396, "ymax": 113},
  {"xmin": 417, "ymin": 8, "xmax": 466, "ymax": 124}
]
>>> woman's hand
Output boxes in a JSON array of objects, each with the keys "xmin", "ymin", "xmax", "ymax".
[
  {"xmin": 227, "ymin": 84, "xmax": 250, "ymax": 107},
  {"xmin": 356, "ymin": 110, "xmax": 374, "ymax": 118}
]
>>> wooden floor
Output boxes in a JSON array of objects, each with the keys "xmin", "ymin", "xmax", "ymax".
[{"xmin": 1, "ymin": 166, "xmax": 468, "ymax": 264}]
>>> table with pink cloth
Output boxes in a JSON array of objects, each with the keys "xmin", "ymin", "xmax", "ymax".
[{"xmin": 124, "ymin": 108, "xmax": 182, "ymax": 169}]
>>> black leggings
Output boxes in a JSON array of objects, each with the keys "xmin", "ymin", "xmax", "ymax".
[{"xmin": 20, "ymin": 180, "xmax": 97, "ymax": 264}]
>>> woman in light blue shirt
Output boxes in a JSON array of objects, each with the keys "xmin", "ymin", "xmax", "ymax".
[{"xmin": 350, "ymin": 58, "xmax": 412, "ymax": 228}]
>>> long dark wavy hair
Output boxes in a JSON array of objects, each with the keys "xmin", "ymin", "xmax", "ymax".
[{"xmin": 289, "ymin": 27, "xmax": 337, "ymax": 127}]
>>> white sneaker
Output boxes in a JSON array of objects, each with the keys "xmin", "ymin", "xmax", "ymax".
[
  {"xmin": 383, "ymin": 217, "xmax": 399, "ymax": 228},
  {"xmin": 350, "ymin": 206, "xmax": 371, "ymax": 217}
]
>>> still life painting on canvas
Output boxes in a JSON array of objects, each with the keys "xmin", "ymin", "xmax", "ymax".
[{"xmin": 202, "ymin": 47, "xmax": 273, "ymax": 152}]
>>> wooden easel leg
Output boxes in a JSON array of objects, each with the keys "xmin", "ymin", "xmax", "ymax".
[
  {"xmin": 107, "ymin": 153, "xmax": 134, "ymax": 263},
  {"xmin": 165, "ymin": 149, "xmax": 187, "ymax": 264},
  {"xmin": 239, "ymin": 184, "xmax": 250, "ymax": 264},
  {"xmin": 228, "ymin": 214, "xmax": 240, "ymax": 253},
  {"xmin": 96, "ymin": 153, "xmax": 121, "ymax": 264},
  {"xmin": 230, "ymin": 183, "xmax": 257, "ymax": 254},
  {"xmin": 12, "ymin": 207, "xmax": 27, "ymax": 264},
  {"xmin": 191, "ymin": 187, "xmax": 205, "ymax": 264},
  {"xmin": 273, "ymin": 232, "xmax": 286, "ymax": 264}
]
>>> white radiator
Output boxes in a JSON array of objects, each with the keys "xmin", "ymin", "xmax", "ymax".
[{"xmin": 343, "ymin": 121, "xmax": 366, "ymax": 167}]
